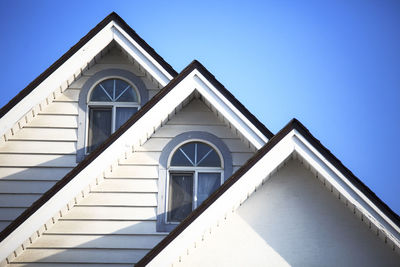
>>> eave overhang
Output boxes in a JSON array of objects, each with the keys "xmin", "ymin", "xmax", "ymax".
[
  {"xmin": 136, "ymin": 118, "xmax": 400, "ymax": 266},
  {"xmin": 0, "ymin": 12, "xmax": 177, "ymax": 138},
  {"xmin": 0, "ymin": 60, "xmax": 273, "ymax": 261}
]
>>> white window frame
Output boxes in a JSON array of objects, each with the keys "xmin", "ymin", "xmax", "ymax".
[
  {"xmin": 165, "ymin": 141, "xmax": 224, "ymax": 225},
  {"xmin": 85, "ymin": 77, "xmax": 141, "ymax": 154}
]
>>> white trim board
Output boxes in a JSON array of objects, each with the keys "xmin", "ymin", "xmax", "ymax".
[
  {"xmin": 0, "ymin": 19, "xmax": 174, "ymax": 139},
  {"xmin": 144, "ymin": 128, "xmax": 400, "ymax": 266},
  {"xmin": 0, "ymin": 66, "xmax": 270, "ymax": 261}
]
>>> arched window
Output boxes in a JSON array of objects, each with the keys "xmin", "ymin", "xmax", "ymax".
[
  {"xmin": 167, "ymin": 141, "xmax": 223, "ymax": 223},
  {"xmin": 157, "ymin": 131, "xmax": 232, "ymax": 232},
  {"xmin": 87, "ymin": 78, "xmax": 140, "ymax": 153},
  {"xmin": 77, "ymin": 69, "xmax": 148, "ymax": 162}
]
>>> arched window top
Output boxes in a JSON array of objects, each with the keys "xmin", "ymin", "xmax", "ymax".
[
  {"xmin": 77, "ymin": 69, "xmax": 149, "ymax": 162},
  {"xmin": 157, "ymin": 132, "xmax": 233, "ymax": 231},
  {"xmin": 89, "ymin": 78, "xmax": 139, "ymax": 103},
  {"xmin": 170, "ymin": 142, "xmax": 221, "ymax": 167},
  {"xmin": 86, "ymin": 78, "xmax": 141, "ymax": 154}
]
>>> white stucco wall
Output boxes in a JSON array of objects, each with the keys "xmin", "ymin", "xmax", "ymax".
[{"xmin": 178, "ymin": 159, "xmax": 400, "ymax": 267}]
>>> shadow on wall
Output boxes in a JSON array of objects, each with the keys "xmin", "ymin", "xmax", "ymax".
[
  {"xmin": 11, "ymin": 219, "xmax": 166, "ymax": 266},
  {"xmin": 184, "ymin": 159, "xmax": 400, "ymax": 267},
  {"xmin": 5, "ymin": 159, "xmax": 400, "ymax": 266},
  {"xmin": 0, "ymin": 155, "xmax": 76, "ymax": 232},
  {"xmin": 0, "ymin": 153, "xmax": 164, "ymax": 266}
]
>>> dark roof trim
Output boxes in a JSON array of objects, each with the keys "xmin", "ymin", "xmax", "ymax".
[
  {"xmin": 0, "ymin": 12, "xmax": 177, "ymax": 118},
  {"xmin": 136, "ymin": 118, "xmax": 294, "ymax": 266},
  {"xmin": 294, "ymin": 119, "xmax": 400, "ymax": 228},
  {"xmin": 193, "ymin": 62, "xmax": 274, "ymax": 139},
  {"xmin": 0, "ymin": 59, "xmax": 273, "ymax": 243},
  {"xmin": 136, "ymin": 118, "xmax": 400, "ymax": 266}
]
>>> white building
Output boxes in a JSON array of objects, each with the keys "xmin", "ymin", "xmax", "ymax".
[{"xmin": 0, "ymin": 13, "xmax": 399, "ymax": 266}]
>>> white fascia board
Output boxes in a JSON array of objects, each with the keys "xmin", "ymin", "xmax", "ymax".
[
  {"xmin": 192, "ymin": 71, "xmax": 269, "ymax": 148},
  {"xmin": 111, "ymin": 24, "xmax": 173, "ymax": 86},
  {"xmin": 0, "ymin": 21, "xmax": 114, "ymax": 138},
  {"xmin": 0, "ymin": 19, "xmax": 174, "ymax": 139},
  {"xmin": 147, "ymin": 128, "xmax": 400, "ymax": 265},
  {"xmin": 147, "ymin": 131, "xmax": 295, "ymax": 266},
  {"xmin": 291, "ymin": 131, "xmax": 400, "ymax": 244},
  {"xmin": 0, "ymin": 66, "xmax": 269, "ymax": 260},
  {"xmin": 0, "ymin": 73, "xmax": 196, "ymax": 261}
]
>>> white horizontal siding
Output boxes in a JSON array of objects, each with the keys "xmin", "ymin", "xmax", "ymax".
[
  {"xmin": 93, "ymin": 179, "xmax": 158, "ymax": 193},
  {"xmin": 0, "ymin": 222, "xmax": 10, "ymax": 232},
  {"xmin": 84, "ymin": 63, "xmax": 145, "ymax": 77},
  {"xmin": 9, "ymin": 263, "xmax": 132, "ymax": 267},
  {"xmin": 11, "ymin": 248, "xmax": 148, "ymax": 264},
  {"xmin": 0, "ymin": 167, "xmax": 72, "ymax": 181},
  {"xmin": 78, "ymin": 192, "xmax": 157, "ymax": 206},
  {"xmin": 0, "ymin": 154, "xmax": 76, "ymax": 167},
  {"xmin": 10, "ymin": 87, "xmax": 257, "ymax": 265},
  {"xmin": 105, "ymin": 165, "xmax": 158, "ymax": 179},
  {"xmin": 149, "ymin": 89, "xmax": 159, "ymax": 99},
  {"xmin": 0, "ymin": 207, "xmax": 25, "ymax": 220},
  {"xmin": 62, "ymin": 206, "xmax": 156, "ymax": 220},
  {"xmin": 55, "ymin": 89, "xmax": 80, "ymax": 102},
  {"xmin": 31, "ymin": 234, "xmax": 164, "ymax": 249},
  {"xmin": 0, "ymin": 180, "xmax": 56, "ymax": 194},
  {"xmin": 152, "ymin": 125, "xmax": 239, "ymax": 139},
  {"xmin": 28, "ymin": 115, "xmax": 78, "ymax": 128},
  {"xmin": 40, "ymin": 102, "xmax": 78, "ymax": 115},
  {"xmin": 46, "ymin": 220, "xmax": 161, "ymax": 235},
  {"xmin": 0, "ymin": 194, "xmax": 41, "ymax": 207},
  {"xmin": 0, "ymin": 46, "xmax": 160, "ymax": 241},
  {"xmin": 0, "ymin": 141, "xmax": 76, "ymax": 154},
  {"xmin": 119, "ymin": 151, "xmax": 160, "ymax": 165},
  {"xmin": 10, "ymin": 128, "xmax": 78, "ymax": 141},
  {"xmin": 167, "ymin": 111, "xmax": 224, "ymax": 125},
  {"xmin": 232, "ymin": 152, "xmax": 254, "ymax": 167}
]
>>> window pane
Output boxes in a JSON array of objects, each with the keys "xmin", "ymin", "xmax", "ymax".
[
  {"xmin": 88, "ymin": 108, "xmax": 112, "ymax": 153},
  {"xmin": 197, "ymin": 143, "xmax": 221, "ymax": 167},
  {"xmin": 181, "ymin": 143, "xmax": 195, "ymax": 164},
  {"xmin": 170, "ymin": 150, "xmax": 193, "ymax": 166},
  {"xmin": 100, "ymin": 79, "xmax": 115, "ymax": 99},
  {"xmin": 170, "ymin": 143, "xmax": 195, "ymax": 166},
  {"xmin": 115, "ymin": 107, "xmax": 138, "ymax": 129},
  {"xmin": 197, "ymin": 173, "xmax": 221, "ymax": 206},
  {"xmin": 90, "ymin": 85, "xmax": 112, "ymax": 101},
  {"xmin": 168, "ymin": 173, "xmax": 193, "ymax": 222},
  {"xmin": 115, "ymin": 80, "xmax": 138, "ymax": 102}
]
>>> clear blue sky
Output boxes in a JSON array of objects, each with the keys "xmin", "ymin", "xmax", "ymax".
[{"xmin": 0, "ymin": 1, "xmax": 399, "ymax": 214}]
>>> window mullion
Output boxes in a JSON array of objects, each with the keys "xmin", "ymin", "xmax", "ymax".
[
  {"xmin": 194, "ymin": 171, "xmax": 198, "ymax": 209},
  {"xmin": 194, "ymin": 143, "xmax": 197, "ymax": 166},
  {"xmin": 111, "ymin": 105, "xmax": 116, "ymax": 133},
  {"xmin": 113, "ymin": 79, "xmax": 116, "ymax": 101}
]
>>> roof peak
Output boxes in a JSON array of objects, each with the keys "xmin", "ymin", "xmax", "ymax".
[{"xmin": 0, "ymin": 12, "xmax": 177, "ymax": 119}]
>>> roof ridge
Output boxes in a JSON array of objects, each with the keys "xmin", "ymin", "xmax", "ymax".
[
  {"xmin": 0, "ymin": 12, "xmax": 177, "ymax": 118},
  {"xmin": 186, "ymin": 59, "xmax": 274, "ymax": 139},
  {"xmin": 0, "ymin": 59, "xmax": 274, "ymax": 244}
]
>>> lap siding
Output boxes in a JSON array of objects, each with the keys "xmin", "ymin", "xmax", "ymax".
[{"xmin": 8, "ymin": 90, "xmax": 257, "ymax": 265}]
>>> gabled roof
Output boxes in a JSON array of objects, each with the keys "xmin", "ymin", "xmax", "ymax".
[
  {"xmin": 0, "ymin": 12, "xmax": 176, "ymax": 119},
  {"xmin": 1, "ymin": 13, "xmax": 398, "ymax": 265},
  {"xmin": 0, "ymin": 59, "xmax": 273, "ymax": 260},
  {"xmin": 136, "ymin": 118, "xmax": 400, "ymax": 266},
  {"xmin": 0, "ymin": 12, "xmax": 177, "ymax": 137}
]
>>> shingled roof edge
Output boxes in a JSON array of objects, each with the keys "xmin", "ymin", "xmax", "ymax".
[
  {"xmin": 0, "ymin": 59, "xmax": 274, "ymax": 244},
  {"xmin": 0, "ymin": 12, "xmax": 178, "ymax": 118},
  {"xmin": 136, "ymin": 117, "xmax": 400, "ymax": 266}
]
